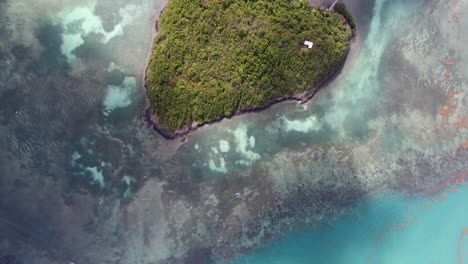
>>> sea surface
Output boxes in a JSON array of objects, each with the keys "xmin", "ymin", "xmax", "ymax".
[
  {"xmin": 235, "ymin": 187, "xmax": 468, "ymax": 264},
  {"xmin": 1, "ymin": 0, "xmax": 468, "ymax": 263}
]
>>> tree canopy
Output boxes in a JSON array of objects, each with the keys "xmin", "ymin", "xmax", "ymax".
[{"xmin": 147, "ymin": 0, "xmax": 353, "ymax": 135}]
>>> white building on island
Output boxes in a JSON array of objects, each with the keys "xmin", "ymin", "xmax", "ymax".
[{"xmin": 304, "ymin": 40, "xmax": 314, "ymax": 49}]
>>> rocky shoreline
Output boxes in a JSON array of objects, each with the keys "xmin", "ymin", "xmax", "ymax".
[{"xmin": 142, "ymin": 0, "xmax": 353, "ymax": 140}]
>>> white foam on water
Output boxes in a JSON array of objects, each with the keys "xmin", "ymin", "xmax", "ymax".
[
  {"xmin": 233, "ymin": 125, "xmax": 261, "ymax": 164},
  {"xmin": 282, "ymin": 115, "xmax": 321, "ymax": 133},
  {"xmin": 85, "ymin": 166, "xmax": 104, "ymax": 188},
  {"xmin": 194, "ymin": 143, "xmax": 199, "ymax": 150},
  {"xmin": 219, "ymin": 140, "xmax": 231, "ymax": 152},
  {"xmin": 103, "ymin": 76, "xmax": 136, "ymax": 116},
  {"xmin": 208, "ymin": 158, "xmax": 228, "ymax": 173}
]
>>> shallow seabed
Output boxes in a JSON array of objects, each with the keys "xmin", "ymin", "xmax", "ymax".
[
  {"xmin": 1, "ymin": 0, "xmax": 468, "ymax": 263},
  {"xmin": 235, "ymin": 186, "xmax": 468, "ymax": 264}
]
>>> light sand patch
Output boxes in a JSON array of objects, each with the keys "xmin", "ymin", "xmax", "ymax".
[
  {"xmin": 282, "ymin": 115, "xmax": 321, "ymax": 133},
  {"xmin": 85, "ymin": 166, "xmax": 104, "ymax": 188},
  {"xmin": 103, "ymin": 76, "xmax": 136, "ymax": 116},
  {"xmin": 232, "ymin": 125, "xmax": 261, "ymax": 165},
  {"xmin": 208, "ymin": 158, "xmax": 228, "ymax": 174},
  {"xmin": 219, "ymin": 140, "xmax": 231, "ymax": 152}
]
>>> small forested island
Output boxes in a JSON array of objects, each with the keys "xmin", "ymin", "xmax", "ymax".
[{"xmin": 146, "ymin": 0, "xmax": 354, "ymax": 138}]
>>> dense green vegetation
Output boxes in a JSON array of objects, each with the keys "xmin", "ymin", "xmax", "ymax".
[
  {"xmin": 147, "ymin": 0, "xmax": 353, "ymax": 134},
  {"xmin": 334, "ymin": 2, "xmax": 356, "ymax": 35}
]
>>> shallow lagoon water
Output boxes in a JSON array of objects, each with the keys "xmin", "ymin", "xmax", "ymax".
[
  {"xmin": 229, "ymin": 0, "xmax": 468, "ymax": 262},
  {"xmin": 183, "ymin": 0, "xmax": 423, "ymax": 177},
  {"xmin": 235, "ymin": 184, "xmax": 468, "ymax": 264},
  {"xmin": 1, "ymin": 0, "xmax": 468, "ymax": 263}
]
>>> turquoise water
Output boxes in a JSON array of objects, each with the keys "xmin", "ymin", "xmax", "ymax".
[
  {"xmin": 230, "ymin": 0, "xmax": 468, "ymax": 262},
  {"xmin": 235, "ymin": 183, "xmax": 468, "ymax": 264},
  {"xmin": 3, "ymin": 0, "xmax": 468, "ymax": 262}
]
